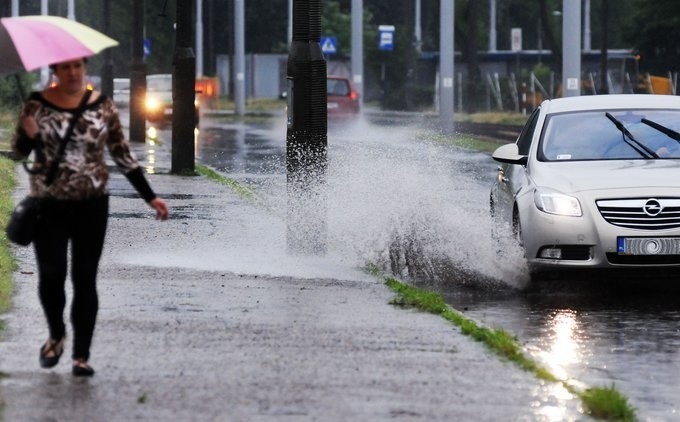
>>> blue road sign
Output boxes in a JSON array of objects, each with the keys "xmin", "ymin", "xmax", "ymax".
[
  {"xmin": 321, "ymin": 36, "xmax": 337, "ymax": 55},
  {"xmin": 378, "ymin": 25, "xmax": 395, "ymax": 51},
  {"xmin": 144, "ymin": 38, "xmax": 151, "ymax": 57}
]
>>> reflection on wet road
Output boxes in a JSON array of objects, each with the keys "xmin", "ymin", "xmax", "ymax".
[
  {"xmin": 439, "ymin": 280, "xmax": 680, "ymax": 421},
  {"xmin": 144, "ymin": 114, "xmax": 679, "ymax": 420}
]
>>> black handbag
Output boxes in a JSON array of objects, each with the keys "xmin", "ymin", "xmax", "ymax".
[
  {"xmin": 5, "ymin": 196, "xmax": 41, "ymax": 246},
  {"xmin": 5, "ymin": 89, "xmax": 92, "ymax": 246}
]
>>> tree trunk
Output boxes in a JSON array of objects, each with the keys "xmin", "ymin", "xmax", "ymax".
[{"xmin": 538, "ymin": 0, "xmax": 562, "ymax": 70}]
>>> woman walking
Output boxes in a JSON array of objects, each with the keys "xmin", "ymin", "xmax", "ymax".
[{"xmin": 12, "ymin": 58, "xmax": 169, "ymax": 377}]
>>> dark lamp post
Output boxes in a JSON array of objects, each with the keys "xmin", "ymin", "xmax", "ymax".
[{"xmin": 286, "ymin": 0, "xmax": 328, "ymax": 254}]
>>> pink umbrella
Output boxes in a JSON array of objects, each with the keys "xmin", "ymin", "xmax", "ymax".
[{"xmin": 0, "ymin": 15, "xmax": 118, "ymax": 75}]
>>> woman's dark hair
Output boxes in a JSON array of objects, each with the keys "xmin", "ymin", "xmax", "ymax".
[{"xmin": 49, "ymin": 57, "xmax": 88, "ymax": 72}]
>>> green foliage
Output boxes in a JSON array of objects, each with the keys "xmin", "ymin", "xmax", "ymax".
[
  {"xmin": 0, "ymin": 156, "xmax": 17, "ymax": 315},
  {"xmin": 195, "ymin": 164, "xmax": 256, "ymax": 201},
  {"xmin": 581, "ymin": 385, "xmax": 636, "ymax": 421},
  {"xmin": 383, "ymin": 276, "xmax": 637, "ymax": 421}
]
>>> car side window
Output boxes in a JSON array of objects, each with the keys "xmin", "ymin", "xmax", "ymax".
[{"xmin": 516, "ymin": 108, "xmax": 540, "ymax": 156}]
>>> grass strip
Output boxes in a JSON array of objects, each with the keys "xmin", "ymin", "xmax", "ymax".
[
  {"xmin": 383, "ymin": 276, "xmax": 636, "ymax": 421},
  {"xmin": 195, "ymin": 164, "xmax": 256, "ymax": 201},
  {"xmin": 0, "ymin": 156, "xmax": 17, "ymax": 316}
]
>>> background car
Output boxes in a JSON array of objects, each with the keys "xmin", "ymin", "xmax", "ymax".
[
  {"xmin": 113, "ymin": 77, "xmax": 130, "ymax": 108},
  {"xmin": 490, "ymin": 94, "xmax": 680, "ymax": 280},
  {"xmin": 145, "ymin": 74, "xmax": 200, "ymax": 126},
  {"xmin": 326, "ymin": 75, "xmax": 360, "ymax": 117}
]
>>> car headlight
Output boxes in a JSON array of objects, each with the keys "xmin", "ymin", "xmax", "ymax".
[
  {"xmin": 145, "ymin": 97, "xmax": 160, "ymax": 111},
  {"xmin": 534, "ymin": 188, "xmax": 582, "ymax": 217}
]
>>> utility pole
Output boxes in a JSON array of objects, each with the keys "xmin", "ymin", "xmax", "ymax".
[
  {"xmin": 234, "ymin": 0, "xmax": 245, "ymax": 116},
  {"xmin": 172, "ymin": 0, "xmax": 197, "ymax": 174},
  {"xmin": 67, "ymin": 0, "xmax": 74, "ymax": 20},
  {"xmin": 562, "ymin": 0, "xmax": 581, "ymax": 97},
  {"xmin": 351, "ymin": 0, "xmax": 363, "ymax": 103},
  {"xmin": 414, "ymin": 0, "xmax": 421, "ymax": 52},
  {"xmin": 583, "ymin": 0, "xmax": 591, "ymax": 51},
  {"xmin": 40, "ymin": 0, "xmax": 49, "ymax": 88},
  {"xmin": 196, "ymin": 0, "xmax": 204, "ymax": 77},
  {"xmin": 286, "ymin": 0, "xmax": 327, "ymax": 254},
  {"xmin": 488, "ymin": 0, "xmax": 497, "ymax": 52},
  {"xmin": 100, "ymin": 0, "xmax": 113, "ymax": 98},
  {"xmin": 129, "ymin": 0, "xmax": 146, "ymax": 143},
  {"xmin": 439, "ymin": 0, "xmax": 455, "ymax": 124}
]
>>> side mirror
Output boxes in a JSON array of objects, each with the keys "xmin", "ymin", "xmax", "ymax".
[{"xmin": 492, "ymin": 143, "xmax": 528, "ymax": 165}]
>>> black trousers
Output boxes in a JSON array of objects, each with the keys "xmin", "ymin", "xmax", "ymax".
[{"xmin": 33, "ymin": 195, "xmax": 109, "ymax": 361}]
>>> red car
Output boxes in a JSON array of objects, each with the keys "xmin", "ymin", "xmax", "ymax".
[{"xmin": 326, "ymin": 75, "xmax": 360, "ymax": 116}]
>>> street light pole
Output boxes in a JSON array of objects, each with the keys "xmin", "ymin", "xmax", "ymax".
[
  {"xmin": 234, "ymin": 0, "xmax": 245, "ymax": 116},
  {"xmin": 562, "ymin": 0, "xmax": 581, "ymax": 97},
  {"xmin": 100, "ymin": 0, "xmax": 113, "ymax": 98},
  {"xmin": 351, "ymin": 0, "xmax": 363, "ymax": 102},
  {"xmin": 129, "ymin": 0, "xmax": 146, "ymax": 143},
  {"xmin": 439, "ymin": 0, "xmax": 455, "ymax": 124},
  {"xmin": 172, "ymin": 0, "xmax": 197, "ymax": 174},
  {"xmin": 286, "ymin": 0, "xmax": 327, "ymax": 254}
]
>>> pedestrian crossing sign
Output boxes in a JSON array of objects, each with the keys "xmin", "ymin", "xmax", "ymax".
[{"xmin": 321, "ymin": 36, "xmax": 337, "ymax": 55}]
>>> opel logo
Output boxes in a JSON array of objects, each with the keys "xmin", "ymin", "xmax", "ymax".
[{"xmin": 643, "ymin": 199, "xmax": 663, "ymax": 216}]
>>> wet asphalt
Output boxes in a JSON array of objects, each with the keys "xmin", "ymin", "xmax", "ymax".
[{"xmin": 0, "ymin": 118, "xmax": 586, "ymax": 421}]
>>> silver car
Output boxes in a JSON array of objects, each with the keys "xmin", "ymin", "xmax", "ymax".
[{"xmin": 490, "ymin": 94, "xmax": 680, "ymax": 278}]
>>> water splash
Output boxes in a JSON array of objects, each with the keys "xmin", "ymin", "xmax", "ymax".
[{"xmin": 257, "ymin": 116, "xmax": 529, "ymax": 289}]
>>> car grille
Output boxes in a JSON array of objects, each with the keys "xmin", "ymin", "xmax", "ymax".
[{"xmin": 596, "ymin": 198, "xmax": 680, "ymax": 230}]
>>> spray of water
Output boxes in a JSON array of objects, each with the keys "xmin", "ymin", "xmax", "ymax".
[{"xmin": 258, "ymin": 116, "xmax": 530, "ymax": 289}]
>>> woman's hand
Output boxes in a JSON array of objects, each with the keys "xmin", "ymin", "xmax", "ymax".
[
  {"xmin": 21, "ymin": 116, "xmax": 39, "ymax": 139},
  {"xmin": 149, "ymin": 197, "xmax": 169, "ymax": 221}
]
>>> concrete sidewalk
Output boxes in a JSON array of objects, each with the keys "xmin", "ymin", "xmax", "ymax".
[{"xmin": 0, "ymin": 140, "xmax": 583, "ymax": 421}]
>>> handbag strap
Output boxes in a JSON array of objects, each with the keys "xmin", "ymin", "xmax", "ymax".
[{"xmin": 41, "ymin": 89, "xmax": 93, "ymax": 186}]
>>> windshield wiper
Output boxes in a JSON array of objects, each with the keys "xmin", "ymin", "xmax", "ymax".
[
  {"xmin": 605, "ymin": 112, "xmax": 659, "ymax": 159},
  {"xmin": 640, "ymin": 118, "xmax": 680, "ymax": 145}
]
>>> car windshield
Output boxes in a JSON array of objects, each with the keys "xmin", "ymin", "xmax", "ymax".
[
  {"xmin": 327, "ymin": 79, "xmax": 350, "ymax": 96},
  {"xmin": 539, "ymin": 109, "xmax": 680, "ymax": 161},
  {"xmin": 147, "ymin": 76, "xmax": 172, "ymax": 92}
]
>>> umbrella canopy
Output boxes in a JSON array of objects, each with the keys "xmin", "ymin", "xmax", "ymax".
[{"xmin": 0, "ymin": 15, "xmax": 118, "ymax": 76}]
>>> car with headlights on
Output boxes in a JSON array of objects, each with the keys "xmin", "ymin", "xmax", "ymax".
[
  {"xmin": 145, "ymin": 74, "xmax": 199, "ymax": 126},
  {"xmin": 490, "ymin": 94, "xmax": 680, "ymax": 279}
]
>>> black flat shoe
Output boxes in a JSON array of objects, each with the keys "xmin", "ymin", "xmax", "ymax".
[
  {"xmin": 72, "ymin": 360, "xmax": 95, "ymax": 377},
  {"xmin": 39, "ymin": 337, "xmax": 64, "ymax": 368}
]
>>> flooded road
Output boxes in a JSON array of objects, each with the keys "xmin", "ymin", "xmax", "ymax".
[{"xmin": 158, "ymin": 114, "xmax": 679, "ymax": 420}]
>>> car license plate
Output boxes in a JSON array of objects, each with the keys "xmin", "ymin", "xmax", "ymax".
[
  {"xmin": 327, "ymin": 102, "xmax": 339, "ymax": 109},
  {"xmin": 164, "ymin": 108, "xmax": 173, "ymax": 115},
  {"xmin": 617, "ymin": 237, "xmax": 680, "ymax": 255}
]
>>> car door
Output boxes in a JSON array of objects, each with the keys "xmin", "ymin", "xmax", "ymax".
[{"xmin": 492, "ymin": 108, "xmax": 540, "ymax": 227}]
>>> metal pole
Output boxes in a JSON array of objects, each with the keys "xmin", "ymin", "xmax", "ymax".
[
  {"xmin": 583, "ymin": 0, "xmax": 591, "ymax": 51},
  {"xmin": 100, "ymin": 0, "xmax": 114, "ymax": 98},
  {"xmin": 40, "ymin": 0, "xmax": 49, "ymax": 88},
  {"xmin": 11, "ymin": 0, "xmax": 18, "ymax": 16},
  {"xmin": 562, "ymin": 0, "xmax": 581, "ymax": 97},
  {"xmin": 172, "ymin": 0, "xmax": 197, "ymax": 174},
  {"xmin": 129, "ymin": 0, "xmax": 147, "ymax": 143},
  {"xmin": 286, "ymin": 0, "xmax": 328, "ymax": 254},
  {"xmin": 414, "ymin": 0, "xmax": 421, "ymax": 52},
  {"xmin": 488, "ymin": 0, "xmax": 497, "ymax": 52},
  {"xmin": 288, "ymin": 0, "xmax": 293, "ymax": 46},
  {"xmin": 351, "ymin": 0, "xmax": 363, "ymax": 103},
  {"xmin": 67, "ymin": 0, "xmax": 75, "ymax": 20},
  {"xmin": 439, "ymin": 0, "xmax": 455, "ymax": 124},
  {"xmin": 234, "ymin": 0, "xmax": 245, "ymax": 116},
  {"xmin": 196, "ymin": 0, "xmax": 204, "ymax": 77}
]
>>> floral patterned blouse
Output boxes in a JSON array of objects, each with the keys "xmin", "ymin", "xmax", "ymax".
[{"xmin": 12, "ymin": 91, "xmax": 155, "ymax": 202}]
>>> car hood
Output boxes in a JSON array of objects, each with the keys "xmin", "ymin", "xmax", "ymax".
[{"xmin": 530, "ymin": 160, "xmax": 680, "ymax": 193}]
